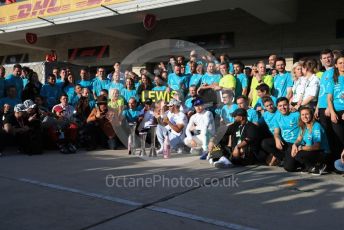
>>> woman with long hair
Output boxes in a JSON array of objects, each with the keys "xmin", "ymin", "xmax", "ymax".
[
  {"xmin": 62, "ymin": 74, "xmax": 76, "ymax": 104},
  {"xmin": 121, "ymin": 77, "xmax": 139, "ymax": 104},
  {"xmin": 137, "ymin": 74, "xmax": 153, "ymax": 96},
  {"xmin": 327, "ymin": 55, "xmax": 344, "ymax": 160},
  {"xmin": 291, "ymin": 107, "xmax": 329, "ymax": 175}
]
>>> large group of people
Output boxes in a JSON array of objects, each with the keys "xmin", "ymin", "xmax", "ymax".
[{"xmin": 0, "ymin": 49, "xmax": 343, "ymax": 176}]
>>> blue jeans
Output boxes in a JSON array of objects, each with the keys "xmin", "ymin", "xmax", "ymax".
[
  {"xmin": 334, "ymin": 159, "xmax": 344, "ymax": 172},
  {"xmin": 156, "ymin": 124, "xmax": 183, "ymax": 150}
]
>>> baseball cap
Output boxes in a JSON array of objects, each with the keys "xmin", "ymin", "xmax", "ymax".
[
  {"xmin": 192, "ymin": 98, "xmax": 204, "ymax": 107},
  {"xmin": 231, "ymin": 108, "xmax": 248, "ymax": 117},
  {"xmin": 167, "ymin": 98, "xmax": 181, "ymax": 107},
  {"xmin": 14, "ymin": 104, "xmax": 26, "ymax": 113},
  {"xmin": 53, "ymin": 106, "xmax": 64, "ymax": 113},
  {"xmin": 23, "ymin": 99, "xmax": 36, "ymax": 110}
]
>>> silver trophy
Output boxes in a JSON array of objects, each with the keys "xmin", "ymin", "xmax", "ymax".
[
  {"xmin": 128, "ymin": 122, "xmax": 137, "ymax": 155},
  {"xmin": 139, "ymin": 132, "xmax": 147, "ymax": 156},
  {"xmin": 149, "ymin": 124, "xmax": 157, "ymax": 157}
]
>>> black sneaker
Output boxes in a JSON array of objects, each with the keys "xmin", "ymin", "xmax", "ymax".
[
  {"xmin": 311, "ymin": 164, "xmax": 327, "ymax": 176},
  {"xmin": 68, "ymin": 144, "xmax": 77, "ymax": 154}
]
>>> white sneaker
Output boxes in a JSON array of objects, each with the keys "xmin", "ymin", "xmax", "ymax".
[
  {"xmin": 209, "ymin": 158, "xmax": 214, "ymax": 165},
  {"xmin": 214, "ymin": 156, "xmax": 233, "ymax": 169},
  {"xmin": 157, "ymin": 148, "xmax": 163, "ymax": 155},
  {"xmin": 177, "ymin": 147, "xmax": 183, "ymax": 154}
]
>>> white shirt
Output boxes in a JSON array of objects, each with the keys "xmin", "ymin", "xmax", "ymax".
[
  {"xmin": 166, "ymin": 111, "xmax": 188, "ymax": 137},
  {"xmin": 186, "ymin": 110, "xmax": 215, "ymax": 139},
  {"xmin": 302, "ymin": 74, "xmax": 320, "ymax": 102},
  {"xmin": 291, "ymin": 77, "xmax": 306, "ymax": 103}
]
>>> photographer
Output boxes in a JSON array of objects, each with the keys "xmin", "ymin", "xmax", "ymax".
[
  {"xmin": 208, "ymin": 108, "xmax": 260, "ymax": 168},
  {"xmin": 86, "ymin": 95, "xmax": 117, "ymax": 150}
]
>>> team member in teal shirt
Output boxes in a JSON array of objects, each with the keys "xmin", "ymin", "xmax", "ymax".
[
  {"xmin": 21, "ymin": 66, "xmax": 31, "ymax": 88},
  {"xmin": 108, "ymin": 71, "xmax": 125, "ymax": 93},
  {"xmin": 77, "ymin": 69, "xmax": 93, "ymax": 91},
  {"xmin": 40, "ymin": 74, "xmax": 62, "ymax": 109},
  {"xmin": 254, "ymin": 83, "xmax": 277, "ymax": 111},
  {"xmin": 187, "ymin": 62, "xmax": 203, "ymax": 88},
  {"xmin": 215, "ymin": 90, "xmax": 238, "ymax": 124},
  {"xmin": 314, "ymin": 49, "xmax": 335, "ymax": 156},
  {"xmin": 259, "ymin": 97, "xmax": 278, "ymax": 136},
  {"xmin": 200, "ymin": 62, "xmax": 221, "ymax": 85},
  {"xmin": 5, "ymin": 64, "xmax": 23, "ymax": 100},
  {"xmin": 273, "ymin": 97, "xmax": 300, "ymax": 171},
  {"xmin": 92, "ymin": 67, "xmax": 110, "ymax": 98},
  {"xmin": 121, "ymin": 78, "xmax": 139, "ymax": 104},
  {"xmin": 326, "ymin": 55, "xmax": 344, "ymax": 158},
  {"xmin": 0, "ymin": 66, "xmax": 5, "ymax": 98},
  {"xmin": 292, "ymin": 107, "xmax": 329, "ymax": 175},
  {"xmin": 259, "ymin": 97, "xmax": 279, "ymax": 163},
  {"xmin": 273, "ymin": 57, "xmax": 293, "ymax": 99},
  {"xmin": 236, "ymin": 95, "xmax": 258, "ymax": 125},
  {"xmin": 152, "ymin": 75, "xmax": 167, "ymax": 91},
  {"xmin": 233, "ymin": 61, "xmax": 248, "ymax": 98},
  {"xmin": 167, "ymin": 65, "xmax": 187, "ymax": 91},
  {"xmin": 261, "ymin": 97, "xmax": 300, "ymax": 170},
  {"xmin": 184, "ymin": 85, "xmax": 198, "ymax": 115},
  {"xmin": 121, "ymin": 97, "xmax": 140, "ymax": 123},
  {"xmin": 0, "ymin": 86, "xmax": 21, "ymax": 109}
]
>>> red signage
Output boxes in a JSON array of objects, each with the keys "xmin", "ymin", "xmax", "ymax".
[
  {"xmin": 143, "ymin": 14, "xmax": 157, "ymax": 31},
  {"xmin": 25, "ymin": 33, "xmax": 38, "ymax": 44},
  {"xmin": 68, "ymin": 45, "xmax": 109, "ymax": 60}
]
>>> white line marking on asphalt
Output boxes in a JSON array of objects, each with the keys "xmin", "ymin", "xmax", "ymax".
[
  {"xmin": 15, "ymin": 177, "xmax": 257, "ymax": 230},
  {"xmin": 147, "ymin": 206, "xmax": 258, "ymax": 230},
  {"xmin": 18, "ymin": 178, "xmax": 143, "ymax": 207}
]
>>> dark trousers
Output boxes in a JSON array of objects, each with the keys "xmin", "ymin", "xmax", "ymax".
[
  {"xmin": 331, "ymin": 110, "xmax": 344, "ymax": 157},
  {"xmin": 260, "ymin": 138, "xmax": 299, "ymax": 172},
  {"xmin": 318, "ymin": 108, "xmax": 339, "ymax": 167},
  {"xmin": 294, "ymin": 150, "xmax": 325, "ymax": 170},
  {"xmin": 221, "ymin": 146, "xmax": 255, "ymax": 166},
  {"xmin": 84, "ymin": 122, "xmax": 108, "ymax": 149},
  {"xmin": 0, "ymin": 130, "xmax": 9, "ymax": 152}
]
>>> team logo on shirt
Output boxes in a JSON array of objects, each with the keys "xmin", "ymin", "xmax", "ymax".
[{"xmin": 307, "ymin": 134, "xmax": 312, "ymax": 140}]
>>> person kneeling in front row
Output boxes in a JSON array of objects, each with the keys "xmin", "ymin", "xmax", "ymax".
[
  {"xmin": 184, "ymin": 98, "xmax": 215, "ymax": 157},
  {"xmin": 208, "ymin": 108, "xmax": 260, "ymax": 168}
]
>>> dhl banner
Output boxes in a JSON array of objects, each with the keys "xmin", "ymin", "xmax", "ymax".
[{"xmin": 0, "ymin": 0, "xmax": 131, "ymax": 26}]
